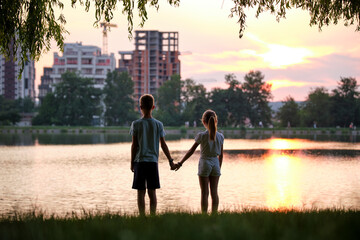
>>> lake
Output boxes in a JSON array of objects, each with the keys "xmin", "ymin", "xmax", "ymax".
[{"xmin": 0, "ymin": 133, "xmax": 360, "ymax": 215}]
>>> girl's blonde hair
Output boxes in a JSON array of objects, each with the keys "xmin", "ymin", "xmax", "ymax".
[{"xmin": 202, "ymin": 110, "xmax": 217, "ymax": 141}]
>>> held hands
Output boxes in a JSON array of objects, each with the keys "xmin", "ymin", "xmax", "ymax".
[{"xmin": 169, "ymin": 160, "xmax": 183, "ymax": 171}]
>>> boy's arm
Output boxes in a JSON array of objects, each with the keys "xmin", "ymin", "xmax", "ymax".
[
  {"xmin": 131, "ymin": 135, "xmax": 138, "ymax": 172},
  {"xmin": 219, "ymin": 145, "xmax": 223, "ymax": 168},
  {"xmin": 160, "ymin": 137, "xmax": 176, "ymax": 169}
]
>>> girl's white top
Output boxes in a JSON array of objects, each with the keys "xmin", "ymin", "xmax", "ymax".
[{"xmin": 195, "ymin": 130, "xmax": 224, "ymax": 160}]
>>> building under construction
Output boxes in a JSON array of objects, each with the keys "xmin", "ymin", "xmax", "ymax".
[{"xmin": 118, "ymin": 30, "xmax": 180, "ymax": 101}]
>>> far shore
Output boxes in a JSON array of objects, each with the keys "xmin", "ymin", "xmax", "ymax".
[{"xmin": 0, "ymin": 126, "xmax": 359, "ymax": 137}]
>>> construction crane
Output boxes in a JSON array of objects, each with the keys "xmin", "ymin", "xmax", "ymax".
[{"xmin": 100, "ymin": 22, "xmax": 117, "ymax": 55}]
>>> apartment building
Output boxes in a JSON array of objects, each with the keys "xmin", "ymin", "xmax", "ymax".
[
  {"xmin": 0, "ymin": 42, "xmax": 35, "ymax": 100},
  {"xmin": 39, "ymin": 42, "xmax": 116, "ymax": 99},
  {"xmin": 118, "ymin": 30, "xmax": 180, "ymax": 100}
]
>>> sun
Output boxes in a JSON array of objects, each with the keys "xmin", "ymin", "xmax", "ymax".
[{"xmin": 261, "ymin": 44, "xmax": 313, "ymax": 68}]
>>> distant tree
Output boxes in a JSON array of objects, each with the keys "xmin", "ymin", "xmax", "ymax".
[
  {"xmin": 301, "ymin": 87, "xmax": 332, "ymax": 127},
  {"xmin": 15, "ymin": 97, "xmax": 35, "ymax": 113},
  {"xmin": 208, "ymin": 88, "xmax": 229, "ymax": 127},
  {"xmin": 181, "ymin": 79, "xmax": 209, "ymax": 127},
  {"xmin": 0, "ymin": 96, "xmax": 21, "ymax": 125},
  {"xmin": 154, "ymin": 74, "xmax": 182, "ymax": 126},
  {"xmin": 32, "ymin": 93, "xmax": 59, "ymax": 125},
  {"xmin": 2, "ymin": 0, "xmax": 359, "ymax": 73},
  {"xmin": 208, "ymin": 74, "xmax": 247, "ymax": 127},
  {"xmin": 103, "ymin": 71, "xmax": 136, "ymax": 126},
  {"xmin": 277, "ymin": 96, "xmax": 300, "ymax": 127},
  {"xmin": 242, "ymin": 70, "xmax": 273, "ymax": 126},
  {"xmin": 54, "ymin": 72, "xmax": 102, "ymax": 126},
  {"xmin": 330, "ymin": 77, "xmax": 359, "ymax": 127}
]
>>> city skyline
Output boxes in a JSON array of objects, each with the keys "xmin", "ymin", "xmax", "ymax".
[{"xmin": 36, "ymin": 0, "xmax": 360, "ymax": 101}]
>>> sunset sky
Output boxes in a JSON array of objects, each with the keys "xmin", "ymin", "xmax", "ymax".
[{"xmin": 36, "ymin": 0, "xmax": 360, "ymax": 101}]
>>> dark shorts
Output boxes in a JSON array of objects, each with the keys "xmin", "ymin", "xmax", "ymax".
[{"xmin": 132, "ymin": 162, "xmax": 160, "ymax": 190}]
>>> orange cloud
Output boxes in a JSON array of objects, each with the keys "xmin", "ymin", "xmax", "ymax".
[{"xmin": 266, "ymin": 79, "xmax": 312, "ymax": 90}]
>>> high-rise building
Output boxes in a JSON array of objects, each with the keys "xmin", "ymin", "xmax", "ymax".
[
  {"xmin": 39, "ymin": 42, "xmax": 116, "ymax": 100},
  {"xmin": 0, "ymin": 41, "xmax": 35, "ymax": 100},
  {"xmin": 38, "ymin": 67, "xmax": 53, "ymax": 101},
  {"xmin": 118, "ymin": 30, "xmax": 180, "ymax": 100}
]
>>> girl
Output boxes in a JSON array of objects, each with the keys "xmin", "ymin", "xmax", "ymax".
[{"xmin": 176, "ymin": 110, "xmax": 224, "ymax": 214}]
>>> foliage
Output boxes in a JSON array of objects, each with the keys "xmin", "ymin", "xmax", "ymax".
[
  {"xmin": 277, "ymin": 96, "xmax": 300, "ymax": 127},
  {"xmin": 154, "ymin": 74, "xmax": 182, "ymax": 126},
  {"xmin": 209, "ymin": 74, "xmax": 247, "ymax": 127},
  {"xmin": 1, "ymin": 0, "xmax": 359, "ymax": 73},
  {"xmin": 330, "ymin": 77, "xmax": 359, "ymax": 127},
  {"xmin": 301, "ymin": 87, "xmax": 332, "ymax": 127},
  {"xmin": 32, "ymin": 72, "xmax": 102, "ymax": 126},
  {"xmin": 103, "ymin": 71, "xmax": 137, "ymax": 126},
  {"xmin": 15, "ymin": 97, "xmax": 35, "ymax": 113},
  {"xmin": 242, "ymin": 70, "xmax": 273, "ymax": 126},
  {"xmin": 1, "ymin": 210, "xmax": 360, "ymax": 240},
  {"xmin": 181, "ymin": 79, "xmax": 209, "ymax": 127},
  {"xmin": 0, "ymin": 96, "xmax": 21, "ymax": 125},
  {"xmin": 231, "ymin": 0, "xmax": 360, "ymax": 37},
  {"xmin": 32, "ymin": 93, "xmax": 59, "ymax": 125}
]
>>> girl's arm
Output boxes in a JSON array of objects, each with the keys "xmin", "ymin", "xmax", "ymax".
[
  {"xmin": 219, "ymin": 144, "xmax": 223, "ymax": 168},
  {"xmin": 178, "ymin": 142, "xmax": 199, "ymax": 167},
  {"xmin": 131, "ymin": 135, "xmax": 138, "ymax": 172}
]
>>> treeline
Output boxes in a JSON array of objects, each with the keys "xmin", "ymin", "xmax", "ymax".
[
  {"xmin": 277, "ymin": 77, "xmax": 360, "ymax": 128},
  {"xmin": 32, "ymin": 70, "xmax": 273, "ymax": 127},
  {"xmin": 32, "ymin": 71, "xmax": 136, "ymax": 126},
  {"xmin": 0, "ymin": 96, "xmax": 35, "ymax": 125},
  {"xmin": 1, "ymin": 70, "xmax": 358, "ymax": 128}
]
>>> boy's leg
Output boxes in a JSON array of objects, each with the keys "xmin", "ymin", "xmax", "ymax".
[
  {"xmin": 147, "ymin": 189, "xmax": 157, "ymax": 215},
  {"xmin": 137, "ymin": 190, "xmax": 146, "ymax": 216},
  {"xmin": 198, "ymin": 176, "xmax": 209, "ymax": 214},
  {"xmin": 209, "ymin": 176, "xmax": 220, "ymax": 214}
]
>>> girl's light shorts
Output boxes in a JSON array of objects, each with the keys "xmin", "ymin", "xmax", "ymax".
[{"xmin": 198, "ymin": 158, "xmax": 221, "ymax": 177}]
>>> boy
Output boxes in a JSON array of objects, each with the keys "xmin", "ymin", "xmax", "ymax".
[{"xmin": 130, "ymin": 94, "xmax": 175, "ymax": 215}]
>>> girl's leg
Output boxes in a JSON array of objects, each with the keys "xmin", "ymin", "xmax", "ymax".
[
  {"xmin": 137, "ymin": 190, "xmax": 146, "ymax": 216},
  {"xmin": 147, "ymin": 189, "xmax": 157, "ymax": 215},
  {"xmin": 209, "ymin": 176, "xmax": 220, "ymax": 214},
  {"xmin": 198, "ymin": 176, "xmax": 209, "ymax": 213}
]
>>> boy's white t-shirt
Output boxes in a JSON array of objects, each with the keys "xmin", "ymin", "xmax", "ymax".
[
  {"xmin": 130, "ymin": 118, "xmax": 166, "ymax": 163},
  {"xmin": 195, "ymin": 130, "xmax": 224, "ymax": 160}
]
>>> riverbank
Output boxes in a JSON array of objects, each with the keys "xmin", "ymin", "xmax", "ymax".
[
  {"xmin": 1, "ymin": 210, "xmax": 359, "ymax": 240},
  {"xmin": 1, "ymin": 126, "xmax": 359, "ymax": 137}
]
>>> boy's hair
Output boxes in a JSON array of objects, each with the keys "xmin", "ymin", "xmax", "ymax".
[
  {"xmin": 202, "ymin": 109, "xmax": 217, "ymax": 141},
  {"xmin": 140, "ymin": 94, "xmax": 154, "ymax": 111}
]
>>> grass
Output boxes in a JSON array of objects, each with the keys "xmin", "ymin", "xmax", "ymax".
[{"xmin": 1, "ymin": 209, "xmax": 359, "ymax": 240}]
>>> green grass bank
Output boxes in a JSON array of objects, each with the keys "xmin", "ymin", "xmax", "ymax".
[{"xmin": 1, "ymin": 210, "xmax": 359, "ymax": 240}]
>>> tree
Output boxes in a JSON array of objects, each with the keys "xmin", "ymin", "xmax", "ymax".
[
  {"xmin": 330, "ymin": 77, "xmax": 359, "ymax": 127},
  {"xmin": 103, "ymin": 71, "xmax": 136, "ymax": 126},
  {"xmin": 32, "ymin": 93, "xmax": 59, "ymax": 125},
  {"xmin": 2, "ymin": 0, "xmax": 359, "ymax": 71},
  {"xmin": 208, "ymin": 74, "xmax": 248, "ymax": 127},
  {"xmin": 231, "ymin": 0, "xmax": 360, "ymax": 37},
  {"xmin": 15, "ymin": 97, "xmax": 35, "ymax": 113},
  {"xmin": 154, "ymin": 74, "xmax": 182, "ymax": 126},
  {"xmin": 301, "ymin": 87, "xmax": 332, "ymax": 127},
  {"xmin": 181, "ymin": 79, "xmax": 209, "ymax": 127},
  {"xmin": 242, "ymin": 70, "xmax": 273, "ymax": 126},
  {"xmin": 0, "ymin": 96, "xmax": 21, "ymax": 125},
  {"xmin": 54, "ymin": 72, "xmax": 102, "ymax": 126},
  {"xmin": 277, "ymin": 96, "xmax": 300, "ymax": 127}
]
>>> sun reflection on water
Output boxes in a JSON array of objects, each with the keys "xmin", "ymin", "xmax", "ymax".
[{"xmin": 265, "ymin": 139, "xmax": 303, "ymax": 210}]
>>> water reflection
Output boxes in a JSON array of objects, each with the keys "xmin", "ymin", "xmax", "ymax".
[
  {"xmin": 265, "ymin": 152, "xmax": 302, "ymax": 210},
  {"xmin": 0, "ymin": 138, "xmax": 359, "ymax": 215}
]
